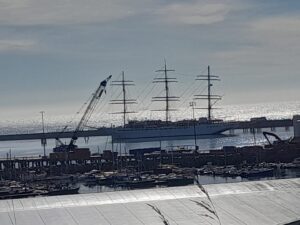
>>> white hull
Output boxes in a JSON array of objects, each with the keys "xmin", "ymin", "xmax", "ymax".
[{"xmin": 112, "ymin": 122, "xmax": 233, "ymax": 142}]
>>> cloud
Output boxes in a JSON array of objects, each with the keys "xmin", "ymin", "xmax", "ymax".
[
  {"xmin": 214, "ymin": 15, "xmax": 300, "ymax": 66},
  {"xmin": 0, "ymin": 0, "xmax": 237, "ymax": 26},
  {"xmin": 0, "ymin": 0, "xmax": 141, "ymax": 25},
  {"xmin": 250, "ymin": 16, "xmax": 300, "ymax": 47},
  {"xmin": 157, "ymin": 1, "xmax": 232, "ymax": 25},
  {"xmin": 0, "ymin": 39, "xmax": 37, "ymax": 52}
]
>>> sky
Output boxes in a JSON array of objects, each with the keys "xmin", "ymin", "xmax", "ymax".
[{"xmin": 0, "ymin": 0, "xmax": 299, "ymax": 124}]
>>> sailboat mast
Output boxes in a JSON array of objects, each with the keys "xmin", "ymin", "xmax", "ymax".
[
  {"xmin": 207, "ymin": 66, "xmax": 212, "ymax": 121},
  {"xmin": 153, "ymin": 61, "xmax": 178, "ymax": 123},
  {"xmin": 164, "ymin": 62, "xmax": 170, "ymax": 122},
  {"xmin": 110, "ymin": 72, "xmax": 136, "ymax": 127},
  {"xmin": 122, "ymin": 71, "xmax": 126, "ymax": 127},
  {"xmin": 194, "ymin": 65, "xmax": 221, "ymax": 122}
]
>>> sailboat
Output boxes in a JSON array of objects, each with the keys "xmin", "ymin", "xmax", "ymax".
[{"xmin": 111, "ymin": 64, "xmax": 234, "ymax": 142}]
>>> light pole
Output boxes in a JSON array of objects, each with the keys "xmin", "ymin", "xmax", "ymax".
[
  {"xmin": 40, "ymin": 111, "xmax": 47, "ymax": 157},
  {"xmin": 189, "ymin": 102, "xmax": 197, "ymax": 151},
  {"xmin": 190, "ymin": 102, "xmax": 196, "ymax": 120}
]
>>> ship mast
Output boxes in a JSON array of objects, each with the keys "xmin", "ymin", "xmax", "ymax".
[
  {"xmin": 110, "ymin": 71, "xmax": 137, "ymax": 127},
  {"xmin": 152, "ymin": 61, "xmax": 179, "ymax": 123},
  {"xmin": 194, "ymin": 66, "xmax": 221, "ymax": 121}
]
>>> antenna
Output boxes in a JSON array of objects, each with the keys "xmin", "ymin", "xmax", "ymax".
[
  {"xmin": 194, "ymin": 66, "xmax": 221, "ymax": 121},
  {"xmin": 152, "ymin": 60, "xmax": 179, "ymax": 123},
  {"xmin": 110, "ymin": 71, "xmax": 137, "ymax": 127}
]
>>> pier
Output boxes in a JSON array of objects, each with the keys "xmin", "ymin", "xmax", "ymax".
[
  {"xmin": 233, "ymin": 118, "xmax": 292, "ymax": 129},
  {"xmin": 0, "ymin": 127, "xmax": 113, "ymax": 141}
]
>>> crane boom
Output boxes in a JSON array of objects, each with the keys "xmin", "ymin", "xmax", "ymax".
[
  {"xmin": 69, "ymin": 75, "xmax": 112, "ymax": 147},
  {"xmin": 54, "ymin": 75, "xmax": 112, "ymax": 152}
]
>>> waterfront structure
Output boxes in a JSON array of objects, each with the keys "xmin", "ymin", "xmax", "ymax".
[{"xmin": 293, "ymin": 115, "xmax": 300, "ymax": 142}]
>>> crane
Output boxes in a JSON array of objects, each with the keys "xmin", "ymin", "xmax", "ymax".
[
  {"xmin": 263, "ymin": 131, "xmax": 283, "ymax": 146},
  {"xmin": 54, "ymin": 75, "xmax": 112, "ymax": 152}
]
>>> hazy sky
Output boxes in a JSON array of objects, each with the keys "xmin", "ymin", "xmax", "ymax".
[{"xmin": 0, "ymin": 0, "xmax": 299, "ymax": 123}]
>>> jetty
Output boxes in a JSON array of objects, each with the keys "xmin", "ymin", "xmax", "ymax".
[{"xmin": 0, "ymin": 127, "xmax": 113, "ymax": 141}]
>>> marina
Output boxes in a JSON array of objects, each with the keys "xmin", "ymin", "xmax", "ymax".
[
  {"xmin": 1, "ymin": 1, "xmax": 300, "ymax": 224},
  {"xmin": 0, "ymin": 128, "xmax": 299, "ymax": 198},
  {"xmin": 0, "ymin": 71, "xmax": 299, "ymax": 203},
  {"xmin": 0, "ymin": 75, "xmax": 299, "ymax": 200}
]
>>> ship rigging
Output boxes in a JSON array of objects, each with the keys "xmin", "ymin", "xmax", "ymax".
[{"xmin": 111, "ymin": 63, "xmax": 233, "ymax": 142}]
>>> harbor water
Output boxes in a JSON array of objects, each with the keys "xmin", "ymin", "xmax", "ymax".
[
  {"xmin": 78, "ymin": 167, "xmax": 300, "ymax": 194},
  {"xmin": 0, "ymin": 127, "xmax": 294, "ymax": 158},
  {"xmin": 0, "ymin": 101, "xmax": 299, "ymax": 158}
]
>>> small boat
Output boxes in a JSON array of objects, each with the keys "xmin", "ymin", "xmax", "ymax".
[
  {"xmin": 0, "ymin": 187, "xmax": 10, "ymax": 196},
  {"xmin": 96, "ymin": 175, "xmax": 114, "ymax": 186},
  {"xmin": 166, "ymin": 175, "xmax": 194, "ymax": 187},
  {"xmin": 0, "ymin": 187, "xmax": 37, "ymax": 200},
  {"xmin": 47, "ymin": 186, "xmax": 79, "ymax": 196},
  {"xmin": 126, "ymin": 178, "xmax": 156, "ymax": 189},
  {"xmin": 222, "ymin": 166, "xmax": 240, "ymax": 177},
  {"xmin": 240, "ymin": 168, "xmax": 274, "ymax": 178},
  {"xmin": 158, "ymin": 174, "xmax": 194, "ymax": 187}
]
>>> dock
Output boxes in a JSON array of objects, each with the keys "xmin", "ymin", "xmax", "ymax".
[{"xmin": 1, "ymin": 140, "xmax": 299, "ymax": 180}]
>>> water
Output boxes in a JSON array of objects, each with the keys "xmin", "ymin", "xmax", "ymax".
[
  {"xmin": 0, "ymin": 127, "xmax": 294, "ymax": 158},
  {"xmin": 0, "ymin": 101, "xmax": 298, "ymax": 158},
  {"xmin": 78, "ymin": 168, "xmax": 300, "ymax": 194},
  {"xmin": 197, "ymin": 168, "xmax": 300, "ymax": 184},
  {"xmin": 1, "ymin": 101, "xmax": 299, "ymax": 134},
  {"xmin": 0, "ymin": 100, "xmax": 298, "ymax": 193}
]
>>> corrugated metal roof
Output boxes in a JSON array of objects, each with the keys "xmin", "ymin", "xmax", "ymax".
[{"xmin": 0, "ymin": 178, "xmax": 299, "ymax": 225}]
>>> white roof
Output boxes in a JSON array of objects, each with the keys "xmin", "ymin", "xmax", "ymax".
[{"xmin": 1, "ymin": 178, "xmax": 299, "ymax": 225}]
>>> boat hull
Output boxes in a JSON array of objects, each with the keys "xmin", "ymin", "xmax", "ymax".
[{"xmin": 112, "ymin": 122, "xmax": 234, "ymax": 142}]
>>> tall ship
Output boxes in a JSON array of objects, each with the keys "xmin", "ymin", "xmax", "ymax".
[{"xmin": 110, "ymin": 63, "xmax": 234, "ymax": 142}]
